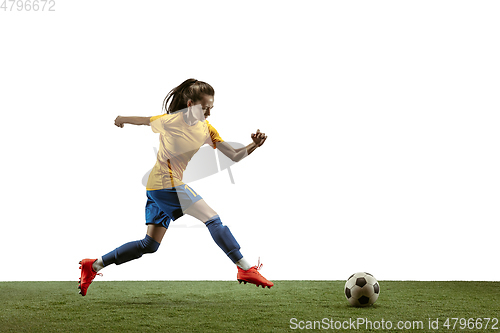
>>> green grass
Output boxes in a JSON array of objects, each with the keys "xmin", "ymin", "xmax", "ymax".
[{"xmin": 1, "ymin": 281, "xmax": 499, "ymax": 332}]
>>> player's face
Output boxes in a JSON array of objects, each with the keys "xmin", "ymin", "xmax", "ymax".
[{"xmin": 199, "ymin": 94, "xmax": 214, "ymax": 119}]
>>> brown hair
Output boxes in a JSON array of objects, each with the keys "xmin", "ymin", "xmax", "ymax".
[{"xmin": 162, "ymin": 78, "xmax": 215, "ymax": 114}]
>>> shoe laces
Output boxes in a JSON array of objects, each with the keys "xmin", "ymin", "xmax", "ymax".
[{"xmin": 255, "ymin": 257, "xmax": 263, "ymax": 271}]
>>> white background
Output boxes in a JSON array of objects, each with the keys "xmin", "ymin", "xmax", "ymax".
[{"xmin": 1, "ymin": 1, "xmax": 499, "ymax": 282}]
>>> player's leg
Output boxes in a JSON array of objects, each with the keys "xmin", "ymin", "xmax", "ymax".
[
  {"xmin": 184, "ymin": 199, "xmax": 243, "ymax": 263},
  {"xmin": 101, "ymin": 223, "xmax": 166, "ymax": 267},
  {"xmin": 183, "ymin": 198, "xmax": 273, "ymax": 288},
  {"xmin": 99, "ymin": 225, "xmax": 164, "ymax": 267},
  {"xmin": 94, "ymin": 190, "xmax": 171, "ymax": 271},
  {"xmin": 146, "ymin": 223, "xmax": 167, "ymax": 243},
  {"xmin": 78, "ymin": 225, "xmax": 165, "ymax": 296},
  {"xmin": 78, "ymin": 193, "xmax": 170, "ymax": 296},
  {"xmin": 183, "ymin": 198, "xmax": 217, "ymax": 222}
]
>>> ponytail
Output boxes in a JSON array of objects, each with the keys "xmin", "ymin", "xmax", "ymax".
[{"xmin": 162, "ymin": 78, "xmax": 215, "ymax": 114}]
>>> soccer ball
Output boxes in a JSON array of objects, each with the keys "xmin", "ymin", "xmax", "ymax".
[{"xmin": 344, "ymin": 272, "xmax": 380, "ymax": 307}]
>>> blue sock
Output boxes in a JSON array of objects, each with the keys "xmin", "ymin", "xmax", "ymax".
[
  {"xmin": 102, "ymin": 234, "xmax": 160, "ymax": 266},
  {"xmin": 205, "ymin": 215, "xmax": 243, "ymax": 263}
]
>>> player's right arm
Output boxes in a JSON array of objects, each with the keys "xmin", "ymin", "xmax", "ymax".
[{"xmin": 114, "ymin": 116, "xmax": 152, "ymax": 128}]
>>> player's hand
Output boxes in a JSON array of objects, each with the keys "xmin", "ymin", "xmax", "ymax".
[
  {"xmin": 251, "ymin": 129, "xmax": 267, "ymax": 147},
  {"xmin": 114, "ymin": 116, "xmax": 125, "ymax": 128}
]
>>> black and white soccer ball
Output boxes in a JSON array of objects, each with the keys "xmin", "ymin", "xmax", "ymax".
[{"xmin": 344, "ymin": 272, "xmax": 380, "ymax": 307}]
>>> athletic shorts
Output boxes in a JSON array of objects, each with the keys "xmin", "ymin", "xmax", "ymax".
[{"xmin": 145, "ymin": 184, "xmax": 203, "ymax": 229}]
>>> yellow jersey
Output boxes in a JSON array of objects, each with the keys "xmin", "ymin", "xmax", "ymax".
[{"xmin": 146, "ymin": 112, "xmax": 224, "ymax": 190}]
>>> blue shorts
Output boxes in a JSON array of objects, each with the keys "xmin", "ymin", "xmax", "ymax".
[{"xmin": 145, "ymin": 184, "xmax": 203, "ymax": 229}]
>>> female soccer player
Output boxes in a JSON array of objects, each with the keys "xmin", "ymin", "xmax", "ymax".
[{"xmin": 78, "ymin": 78, "xmax": 273, "ymax": 296}]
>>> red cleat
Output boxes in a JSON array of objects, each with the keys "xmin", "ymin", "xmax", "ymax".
[
  {"xmin": 237, "ymin": 258, "xmax": 274, "ymax": 289},
  {"xmin": 78, "ymin": 259, "xmax": 102, "ymax": 296}
]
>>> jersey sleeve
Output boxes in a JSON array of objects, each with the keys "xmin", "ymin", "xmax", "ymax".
[
  {"xmin": 150, "ymin": 114, "xmax": 164, "ymax": 122},
  {"xmin": 149, "ymin": 114, "xmax": 163, "ymax": 133},
  {"xmin": 206, "ymin": 120, "xmax": 224, "ymax": 149},
  {"xmin": 150, "ymin": 114, "xmax": 175, "ymax": 133}
]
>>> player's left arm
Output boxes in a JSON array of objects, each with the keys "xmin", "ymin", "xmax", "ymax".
[{"xmin": 217, "ymin": 129, "xmax": 267, "ymax": 162}]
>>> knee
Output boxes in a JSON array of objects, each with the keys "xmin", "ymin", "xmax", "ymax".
[
  {"xmin": 205, "ymin": 214, "xmax": 221, "ymax": 226},
  {"xmin": 141, "ymin": 235, "xmax": 161, "ymax": 254}
]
